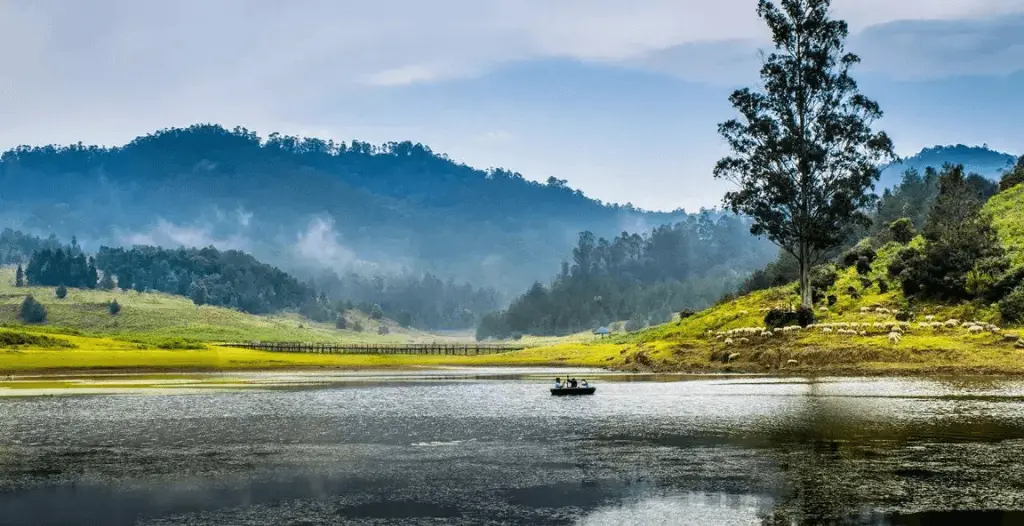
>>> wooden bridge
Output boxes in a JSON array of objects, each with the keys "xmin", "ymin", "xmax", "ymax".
[{"xmin": 224, "ymin": 341, "xmax": 528, "ymax": 356}]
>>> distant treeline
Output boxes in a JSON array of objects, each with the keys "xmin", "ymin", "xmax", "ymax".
[
  {"xmin": 0, "ymin": 228, "xmax": 61, "ymax": 265},
  {"xmin": 10, "ymin": 229, "xmax": 500, "ymax": 330},
  {"xmin": 476, "ymin": 213, "xmax": 776, "ymax": 339}
]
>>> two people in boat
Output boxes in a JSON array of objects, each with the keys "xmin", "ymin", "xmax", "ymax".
[{"xmin": 553, "ymin": 377, "xmax": 589, "ymax": 389}]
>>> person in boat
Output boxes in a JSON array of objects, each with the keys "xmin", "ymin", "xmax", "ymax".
[
  {"xmin": 569, "ymin": 378, "xmax": 578, "ymax": 388},
  {"xmin": 554, "ymin": 377, "xmax": 563, "ymax": 389},
  {"xmin": 580, "ymin": 379, "xmax": 589, "ymax": 388}
]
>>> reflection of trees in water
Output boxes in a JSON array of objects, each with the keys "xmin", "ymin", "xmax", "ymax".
[{"xmin": 756, "ymin": 378, "xmax": 1024, "ymax": 524}]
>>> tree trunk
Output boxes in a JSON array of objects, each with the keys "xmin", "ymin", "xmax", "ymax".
[{"xmin": 799, "ymin": 241, "xmax": 812, "ymax": 309}]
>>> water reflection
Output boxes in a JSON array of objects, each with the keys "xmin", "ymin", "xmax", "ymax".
[{"xmin": 2, "ymin": 373, "xmax": 1024, "ymax": 524}]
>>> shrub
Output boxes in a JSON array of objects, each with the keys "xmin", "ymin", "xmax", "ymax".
[
  {"xmin": 369, "ymin": 304, "xmax": 384, "ymax": 320},
  {"xmin": 999, "ymin": 286, "xmax": 1024, "ymax": 323},
  {"xmin": 878, "ymin": 280, "xmax": 889, "ymax": 294},
  {"xmin": 895, "ymin": 310, "xmax": 913, "ymax": 322},
  {"xmin": 678, "ymin": 309, "xmax": 696, "ymax": 320},
  {"xmin": 335, "ymin": 315, "xmax": 347, "ymax": 330},
  {"xmin": 108, "ymin": 299, "xmax": 121, "ymax": 315},
  {"xmin": 55, "ymin": 285, "xmax": 68, "ymax": 299},
  {"xmin": 624, "ymin": 318, "xmax": 646, "ymax": 332},
  {"xmin": 889, "ymin": 218, "xmax": 916, "ymax": 245},
  {"xmin": 846, "ymin": 286, "xmax": 860, "ymax": 299},
  {"xmin": 810, "ymin": 264, "xmax": 839, "ymax": 290},
  {"xmin": 98, "ymin": 272, "xmax": 115, "ymax": 290},
  {"xmin": 843, "ymin": 246, "xmax": 876, "ymax": 268},
  {"xmin": 1000, "ymin": 156, "xmax": 1024, "ymax": 192},
  {"xmin": 0, "ymin": 330, "xmax": 74, "ymax": 349},
  {"xmin": 859, "ymin": 277, "xmax": 873, "ymax": 290},
  {"xmin": 796, "ymin": 307, "xmax": 815, "ymax": 328},
  {"xmin": 352, "ymin": 321, "xmax": 364, "ymax": 332},
  {"xmin": 19, "ymin": 295, "xmax": 47, "ymax": 323},
  {"xmin": 856, "ymin": 257, "xmax": 872, "ymax": 276},
  {"xmin": 985, "ymin": 267, "xmax": 1024, "ymax": 303},
  {"xmin": 377, "ymin": 325, "xmax": 390, "ymax": 335},
  {"xmin": 764, "ymin": 309, "xmax": 798, "ymax": 329},
  {"xmin": 827, "ymin": 294, "xmax": 838, "ymax": 306}
]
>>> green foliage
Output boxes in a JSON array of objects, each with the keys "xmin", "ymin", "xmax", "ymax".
[
  {"xmin": 15, "ymin": 264, "xmax": 24, "ymax": 287},
  {"xmin": 335, "ymin": 315, "xmax": 347, "ymax": 330},
  {"xmin": 152, "ymin": 337, "xmax": 205, "ymax": 350},
  {"xmin": 890, "ymin": 164, "xmax": 1010, "ymax": 302},
  {"xmin": 878, "ymin": 145, "xmax": 1016, "ymax": 189},
  {"xmin": 999, "ymin": 156, "xmax": 1024, "ymax": 192},
  {"xmin": 713, "ymin": 0, "xmax": 895, "ymax": 307},
  {"xmin": 108, "ymin": 299, "xmax": 121, "ymax": 315},
  {"xmin": 999, "ymin": 286, "xmax": 1024, "ymax": 323},
  {"xmin": 26, "ymin": 248, "xmax": 97, "ymax": 288},
  {"xmin": 97, "ymin": 245, "xmax": 309, "ymax": 314},
  {"xmin": 19, "ymin": 295, "xmax": 47, "ymax": 323},
  {"xmin": 0, "ymin": 329, "xmax": 75, "ymax": 349},
  {"xmin": 478, "ymin": 214, "xmax": 775, "ymax": 339},
  {"xmin": 1, "ymin": 229, "xmax": 61, "ymax": 266},
  {"xmin": 765, "ymin": 309, "xmax": 800, "ymax": 329},
  {"xmin": 888, "ymin": 218, "xmax": 916, "ymax": 245},
  {"xmin": 55, "ymin": 285, "xmax": 67, "ymax": 299},
  {"xmin": 842, "ymin": 245, "xmax": 877, "ymax": 268},
  {"xmin": 856, "ymin": 257, "xmax": 872, "ymax": 276},
  {"xmin": 352, "ymin": 320, "xmax": 364, "ymax": 333},
  {"xmin": 987, "ymin": 182, "xmax": 1024, "ymax": 267},
  {"xmin": 377, "ymin": 325, "xmax": 390, "ymax": 335},
  {"xmin": 369, "ymin": 304, "xmax": 384, "ymax": 320}
]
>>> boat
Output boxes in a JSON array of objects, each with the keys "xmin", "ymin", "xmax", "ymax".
[{"xmin": 550, "ymin": 387, "xmax": 596, "ymax": 396}]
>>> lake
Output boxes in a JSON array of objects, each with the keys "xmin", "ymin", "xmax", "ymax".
[{"xmin": 3, "ymin": 369, "xmax": 1024, "ymax": 525}]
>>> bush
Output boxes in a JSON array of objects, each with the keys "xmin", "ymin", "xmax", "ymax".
[
  {"xmin": 378, "ymin": 325, "xmax": 390, "ymax": 335},
  {"xmin": 55, "ymin": 285, "xmax": 68, "ymax": 299},
  {"xmin": 352, "ymin": 321, "xmax": 364, "ymax": 332},
  {"xmin": 843, "ymin": 246, "xmax": 877, "ymax": 268},
  {"xmin": 369, "ymin": 304, "xmax": 384, "ymax": 320},
  {"xmin": 859, "ymin": 277, "xmax": 873, "ymax": 290},
  {"xmin": 624, "ymin": 318, "xmax": 646, "ymax": 332},
  {"xmin": 878, "ymin": 280, "xmax": 889, "ymax": 294},
  {"xmin": 827, "ymin": 294, "xmax": 838, "ymax": 306},
  {"xmin": 335, "ymin": 315, "xmax": 348, "ymax": 330},
  {"xmin": 810, "ymin": 264, "xmax": 839, "ymax": 290},
  {"xmin": 895, "ymin": 310, "xmax": 912, "ymax": 322},
  {"xmin": 856, "ymin": 257, "xmax": 872, "ymax": 276},
  {"xmin": 846, "ymin": 286, "xmax": 860, "ymax": 299},
  {"xmin": 0, "ymin": 329, "xmax": 74, "ymax": 349},
  {"xmin": 678, "ymin": 309, "xmax": 696, "ymax": 320},
  {"xmin": 764, "ymin": 309, "xmax": 798, "ymax": 329},
  {"xmin": 19, "ymin": 295, "xmax": 47, "ymax": 323},
  {"xmin": 98, "ymin": 273, "xmax": 115, "ymax": 290},
  {"xmin": 999, "ymin": 286, "xmax": 1024, "ymax": 323},
  {"xmin": 1000, "ymin": 156, "xmax": 1024, "ymax": 192},
  {"xmin": 985, "ymin": 267, "xmax": 1024, "ymax": 303},
  {"xmin": 889, "ymin": 218, "xmax": 916, "ymax": 245},
  {"xmin": 108, "ymin": 299, "xmax": 121, "ymax": 315},
  {"xmin": 796, "ymin": 307, "xmax": 815, "ymax": 328}
]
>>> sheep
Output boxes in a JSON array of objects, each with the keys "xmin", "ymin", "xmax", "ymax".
[
  {"xmin": 925, "ymin": 315, "xmax": 936, "ymax": 321},
  {"xmin": 968, "ymin": 325, "xmax": 985, "ymax": 334},
  {"xmin": 860, "ymin": 307, "xmax": 872, "ymax": 313},
  {"xmin": 724, "ymin": 338, "xmax": 735, "ymax": 345},
  {"xmin": 822, "ymin": 328, "xmax": 833, "ymax": 334},
  {"xmin": 738, "ymin": 338, "xmax": 751, "ymax": 344},
  {"xmin": 786, "ymin": 359, "xmax": 799, "ymax": 367},
  {"xmin": 944, "ymin": 319, "xmax": 960, "ymax": 328},
  {"xmin": 728, "ymin": 352, "xmax": 741, "ymax": 362},
  {"xmin": 888, "ymin": 332, "xmax": 902, "ymax": 344},
  {"xmin": 858, "ymin": 331, "xmax": 868, "ymax": 337},
  {"xmin": 761, "ymin": 331, "xmax": 774, "ymax": 338}
]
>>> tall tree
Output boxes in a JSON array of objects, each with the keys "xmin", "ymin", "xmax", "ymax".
[
  {"xmin": 713, "ymin": 0, "xmax": 895, "ymax": 308},
  {"xmin": 15, "ymin": 264, "xmax": 24, "ymax": 287}
]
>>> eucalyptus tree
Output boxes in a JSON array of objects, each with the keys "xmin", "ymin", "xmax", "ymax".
[{"xmin": 714, "ymin": 0, "xmax": 896, "ymax": 308}]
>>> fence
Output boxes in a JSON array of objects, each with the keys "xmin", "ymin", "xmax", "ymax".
[{"xmin": 224, "ymin": 341, "xmax": 526, "ymax": 356}]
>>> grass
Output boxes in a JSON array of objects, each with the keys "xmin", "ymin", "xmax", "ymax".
[
  {"xmin": 0, "ymin": 267, "xmax": 469, "ymax": 346},
  {"xmin": 987, "ymin": 182, "xmax": 1024, "ymax": 266},
  {"xmin": 0, "ymin": 332, "xmax": 623, "ymax": 374}
]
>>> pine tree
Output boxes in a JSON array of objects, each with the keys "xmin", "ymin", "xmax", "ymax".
[{"xmin": 15, "ymin": 264, "xmax": 24, "ymax": 287}]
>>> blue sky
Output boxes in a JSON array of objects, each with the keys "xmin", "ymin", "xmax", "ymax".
[{"xmin": 2, "ymin": 0, "xmax": 1022, "ymax": 211}]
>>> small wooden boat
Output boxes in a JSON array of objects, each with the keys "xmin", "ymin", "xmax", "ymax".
[{"xmin": 550, "ymin": 387, "xmax": 596, "ymax": 396}]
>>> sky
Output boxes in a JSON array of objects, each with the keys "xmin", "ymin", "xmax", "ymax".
[{"xmin": 1, "ymin": 0, "xmax": 1023, "ymax": 212}]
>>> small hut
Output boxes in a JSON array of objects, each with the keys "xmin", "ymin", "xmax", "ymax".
[{"xmin": 594, "ymin": 326, "xmax": 611, "ymax": 338}]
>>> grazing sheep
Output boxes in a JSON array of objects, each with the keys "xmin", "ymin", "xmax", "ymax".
[
  {"xmin": 822, "ymin": 328, "xmax": 833, "ymax": 334},
  {"xmin": 728, "ymin": 353, "xmax": 741, "ymax": 362},
  {"xmin": 761, "ymin": 331, "xmax": 773, "ymax": 338},
  {"xmin": 944, "ymin": 319, "xmax": 960, "ymax": 328},
  {"xmin": 724, "ymin": 338, "xmax": 735, "ymax": 345},
  {"xmin": 738, "ymin": 338, "xmax": 750, "ymax": 344},
  {"xmin": 819, "ymin": 306, "xmax": 829, "ymax": 312},
  {"xmin": 924, "ymin": 315, "xmax": 936, "ymax": 321},
  {"xmin": 968, "ymin": 325, "xmax": 985, "ymax": 334},
  {"xmin": 858, "ymin": 331, "xmax": 868, "ymax": 337},
  {"xmin": 860, "ymin": 307, "xmax": 872, "ymax": 313},
  {"xmin": 786, "ymin": 359, "xmax": 799, "ymax": 367},
  {"xmin": 888, "ymin": 332, "xmax": 902, "ymax": 344},
  {"xmin": 1017, "ymin": 339, "xmax": 1024, "ymax": 350}
]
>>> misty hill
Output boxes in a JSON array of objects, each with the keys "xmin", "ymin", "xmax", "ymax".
[
  {"xmin": 0, "ymin": 124, "xmax": 689, "ymax": 294},
  {"xmin": 878, "ymin": 145, "xmax": 1016, "ymax": 190}
]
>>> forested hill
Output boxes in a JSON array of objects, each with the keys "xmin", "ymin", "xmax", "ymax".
[
  {"xmin": 0, "ymin": 124, "xmax": 687, "ymax": 293},
  {"xmin": 878, "ymin": 145, "xmax": 1017, "ymax": 189}
]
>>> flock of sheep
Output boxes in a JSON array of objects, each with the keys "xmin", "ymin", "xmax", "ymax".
[{"xmin": 709, "ymin": 306, "xmax": 1021, "ymax": 348}]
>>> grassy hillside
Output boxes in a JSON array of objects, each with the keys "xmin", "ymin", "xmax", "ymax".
[
  {"xmin": 0, "ymin": 267, "xmax": 453, "ymax": 346},
  {"xmin": 530, "ymin": 183, "xmax": 1024, "ymax": 374}
]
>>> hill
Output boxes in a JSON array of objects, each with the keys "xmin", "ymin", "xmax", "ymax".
[
  {"xmin": 878, "ymin": 145, "xmax": 1016, "ymax": 190},
  {"xmin": 0, "ymin": 124, "xmax": 694, "ymax": 295},
  {"xmin": 0, "ymin": 267, "xmax": 451, "ymax": 347},
  {"xmin": 528, "ymin": 176, "xmax": 1024, "ymax": 374}
]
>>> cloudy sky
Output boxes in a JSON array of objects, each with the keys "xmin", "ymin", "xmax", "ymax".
[{"xmin": 2, "ymin": 0, "xmax": 1023, "ymax": 211}]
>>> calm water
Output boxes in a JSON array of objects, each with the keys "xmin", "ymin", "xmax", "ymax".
[{"xmin": 3, "ymin": 370, "xmax": 1024, "ymax": 525}]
